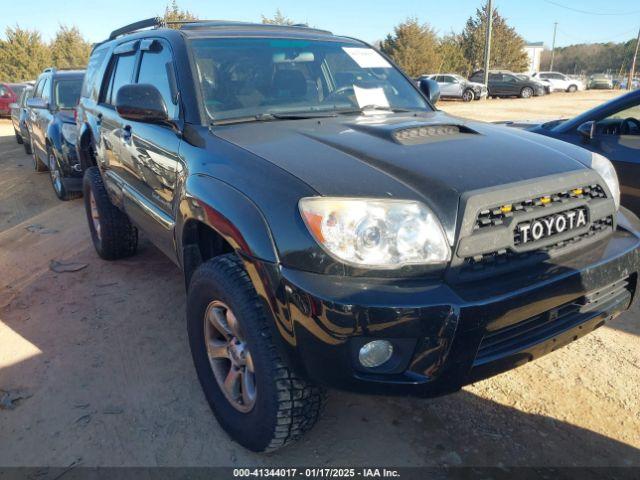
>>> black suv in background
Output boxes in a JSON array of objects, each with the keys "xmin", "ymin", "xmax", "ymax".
[
  {"xmin": 77, "ymin": 19, "xmax": 640, "ymax": 452},
  {"xmin": 470, "ymin": 70, "xmax": 545, "ymax": 98},
  {"xmin": 27, "ymin": 68, "xmax": 85, "ymax": 200}
]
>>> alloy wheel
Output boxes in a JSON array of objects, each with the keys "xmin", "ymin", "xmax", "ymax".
[
  {"xmin": 462, "ymin": 90, "xmax": 474, "ymax": 102},
  {"xmin": 89, "ymin": 190, "xmax": 102, "ymax": 241},
  {"xmin": 49, "ymin": 153, "xmax": 63, "ymax": 195},
  {"xmin": 204, "ymin": 300, "xmax": 257, "ymax": 413}
]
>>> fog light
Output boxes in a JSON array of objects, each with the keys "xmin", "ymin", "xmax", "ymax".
[{"xmin": 358, "ymin": 340, "xmax": 393, "ymax": 368}]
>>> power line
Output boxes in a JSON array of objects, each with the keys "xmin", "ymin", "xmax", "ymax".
[
  {"xmin": 542, "ymin": 0, "xmax": 640, "ymax": 16},
  {"xmin": 556, "ymin": 27, "xmax": 638, "ymax": 44}
]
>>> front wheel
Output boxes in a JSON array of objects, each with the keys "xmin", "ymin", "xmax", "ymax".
[
  {"xmin": 520, "ymin": 87, "xmax": 534, "ymax": 99},
  {"xmin": 83, "ymin": 166, "xmax": 138, "ymax": 260},
  {"xmin": 461, "ymin": 89, "xmax": 475, "ymax": 102},
  {"xmin": 14, "ymin": 129, "xmax": 23, "ymax": 144},
  {"xmin": 187, "ymin": 254, "xmax": 325, "ymax": 452},
  {"xmin": 48, "ymin": 148, "xmax": 81, "ymax": 201},
  {"xmin": 567, "ymin": 84, "xmax": 578, "ymax": 93}
]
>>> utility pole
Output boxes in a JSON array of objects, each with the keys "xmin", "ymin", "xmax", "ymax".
[
  {"xmin": 482, "ymin": 0, "xmax": 494, "ymax": 86},
  {"xmin": 550, "ymin": 22, "xmax": 558, "ymax": 71},
  {"xmin": 628, "ymin": 27, "xmax": 640, "ymax": 91}
]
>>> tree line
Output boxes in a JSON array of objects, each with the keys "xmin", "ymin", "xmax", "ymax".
[
  {"xmin": 540, "ymin": 40, "xmax": 640, "ymax": 76},
  {"xmin": 2, "ymin": 0, "xmax": 631, "ymax": 84}
]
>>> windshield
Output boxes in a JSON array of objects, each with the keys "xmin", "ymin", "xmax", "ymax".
[
  {"xmin": 190, "ymin": 38, "xmax": 430, "ymax": 121},
  {"xmin": 54, "ymin": 78, "xmax": 82, "ymax": 109}
]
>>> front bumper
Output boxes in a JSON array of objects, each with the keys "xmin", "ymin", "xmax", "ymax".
[{"xmin": 259, "ymin": 208, "xmax": 640, "ymax": 397}]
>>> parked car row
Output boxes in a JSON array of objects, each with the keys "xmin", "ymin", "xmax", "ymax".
[
  {"xmin": 420, "ymin": 69, "xmax": 596, "ymax": 101},
  {"xmin": 4, "ymin": 18, "xmax": 640, "ymax": 454},
  {"xmin": 8, "ymin": 68, "xmax": 85, "ymax": 200}
]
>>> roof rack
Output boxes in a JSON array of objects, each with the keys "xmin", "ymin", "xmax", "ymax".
[
  {"xmin": 178, "ymin": 20, "xmax": 332, "ymax": 35},
  {"xmin": 42, "ymin": 67, "xmax": 85, "ymax": 73},
  {"xmin": 106, "ymin": 17, "xmax": 332, "ymax": 41},
  {"xmin": 109, "ymin": 17, "xmax": 163, "ymax": 40}
]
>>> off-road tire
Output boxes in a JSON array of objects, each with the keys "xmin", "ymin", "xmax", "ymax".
[
  {"xmin": 83, "ymin": 166, "xmax": 138, "ymax": 260},
  {"xmin": 520, "ymin": 87, "xmax": 534, "ymax": 99},
  {"xmin": 187, "ymin": 254, "xmax": 325, "ymax": 452},
  {"xmin": 462, "ymin": 89, "xmax": 475, "ymax": 102},
  {"xmin": 14, "ymin": 129, "xmax": 23, "ymax": 144}
]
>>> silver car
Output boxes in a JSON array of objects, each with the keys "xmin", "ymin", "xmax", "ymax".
[{"xmin": 422, "ymin": 74, "xmax": 487, "ymax": 102}]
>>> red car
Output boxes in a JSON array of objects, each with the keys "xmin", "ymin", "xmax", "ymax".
[{"xmin": 0, "ymin": 83, "xmax": 28, "ymax": 117}]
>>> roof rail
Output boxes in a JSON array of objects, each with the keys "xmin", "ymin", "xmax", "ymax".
[
  {"xmin": 178, "ymin": 20, "xmax": 332, "ymax": 35},
  {"xmin": 104, "ymin": 18, "xmax": 333, "ymax": 43},
  {"xmin": 109, "ymin": 17, "xmax": 163, "ymax": 40},
  {"xmin": 42, "ymin": 67, "xmax": 85, "ymax": 74}
]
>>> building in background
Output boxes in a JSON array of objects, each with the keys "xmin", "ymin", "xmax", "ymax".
[{"xmin": 523, "ymin": 42, "xmax": 545, "ymax": 73}]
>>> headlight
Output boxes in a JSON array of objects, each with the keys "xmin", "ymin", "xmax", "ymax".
[
  {"xmin": 61, "ymin": 123, "xmax": 77, "ymax": 145},
  {"xmin": 590, "ymin": 152, "xmax": 620, "ymax": 210},
  {"xmin": 299, "ymin": 197, "xmax": 451, "ymax": 268}
]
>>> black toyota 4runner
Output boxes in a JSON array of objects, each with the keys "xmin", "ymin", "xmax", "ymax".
[
  {"xmin": 76, "ymin": 19, "xmax": 640, "ymax": 452},
  {"xmin": 28, "ymin": 68, "xmax": 85, "ymax": 200}
]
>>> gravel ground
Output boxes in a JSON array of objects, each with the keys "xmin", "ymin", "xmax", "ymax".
[{"xmin": 0, "ymin": 91, "xmax": 639, "ymax": 469}]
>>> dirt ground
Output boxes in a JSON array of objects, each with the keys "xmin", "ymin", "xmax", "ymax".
[{"xmin": 1, "ymin": 90, "xmax": 639, "ymax": 469}]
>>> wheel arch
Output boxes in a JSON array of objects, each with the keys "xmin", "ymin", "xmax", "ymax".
[
  {"xmin": 177, "ymin": 174, "xmax": 279, "ymax": 288},
  {"xmin": 78, "ymin": 124, "xmax": 97, "ymax": 170}
]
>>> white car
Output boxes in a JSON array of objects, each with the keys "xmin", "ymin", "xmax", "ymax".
[
  {"xmin": 533, "ymin": 71, "xmax": 584, "ymax": 92},
  {"xmin": 422, "ymin": 74, "xmax": 488, "ymax": 102}
]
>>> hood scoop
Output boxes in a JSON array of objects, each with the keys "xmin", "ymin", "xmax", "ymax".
[
  {"xmin": 347, "ymin": 120, "xmax": 477, "ymax": 146},
  {"xmin": 392, "ymin": 124, "xmax": 477, "ymax": 145}
]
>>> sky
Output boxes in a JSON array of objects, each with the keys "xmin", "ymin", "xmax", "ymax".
[{"xmin": 1, "ymin": 0, "xmax": 639, "ymax": 48}]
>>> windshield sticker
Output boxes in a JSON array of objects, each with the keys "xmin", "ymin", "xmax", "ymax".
[
  {"xmin": 343, "ymin": 47, "xmax": 392, "ymax": 69},
  {"xmin": 353, "ymin": 86, "xmax": 390, "ymax": 113}
]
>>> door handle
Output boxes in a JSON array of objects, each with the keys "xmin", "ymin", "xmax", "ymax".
[
  {"xmin": 122, "ymin": 125, "xmax": 132, "ymax": 143},
  {"xmin": 96, "ymin": 113, "xmax": 103, "ymax": 126}
]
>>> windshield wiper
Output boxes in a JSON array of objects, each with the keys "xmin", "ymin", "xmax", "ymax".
[
  {"xmin": 211, "ymin": 111, "xmax": 337, "ymax": 126},
  {"xmin": 337, "ymin": 105, "xmax": 414, "ymax": 115}
]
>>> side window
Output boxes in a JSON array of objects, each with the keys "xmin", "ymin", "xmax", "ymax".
[
  {"xmin": 101, "ymin": 52, "xmax": 137, "ymax": 106},
  {"xmin": 41, "ymin": 77, "xmax": 51, "ymax": 102},
  {"xmin": 82, "ymin": 46, "xmax": 110, "ymax": 101},
  {"xmin": 136, "ymin": 41, "xmax": 177, "ymax": 119},
  {"xmin": 33, "ymin": 79, "xmax": 44, "ymax": 98},
  {"xmin": 0, "ymin": 85, "xmax": 6, "ymax": 96}
]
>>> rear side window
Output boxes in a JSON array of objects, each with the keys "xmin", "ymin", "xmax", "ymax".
[
  {"xmin": 82, "ymin": 46, "xmax": 110, "ymax": 101},
  {"xmin": 137, "ymin": 42, "xmax": 177, "ymax": 119},
  {"xmin": 101, "ymin": 52, "xmax": 137, "ymax": 106}
]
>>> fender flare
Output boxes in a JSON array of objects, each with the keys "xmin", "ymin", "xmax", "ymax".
[
  {"xmin": 176, "ymin": 173, "xmax": 279, "ymax": 269},
  {"xmin": 45, "ymin": 122, "xmax": 63, "ymax": 155}
]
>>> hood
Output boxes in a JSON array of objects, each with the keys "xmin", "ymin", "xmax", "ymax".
[{"xmin": 213, "ymin": 110, "xmax": 590, "ymax": 240}]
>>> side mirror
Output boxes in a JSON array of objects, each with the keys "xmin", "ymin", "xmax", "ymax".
[
  {"xmin": 577, "ymin": 121, "xmax": 596, "ymax": 142},
  {"xmin": 419, "ymin": 78, "xmax": 441, "ymax": 105},
  {"xmin": 27, "ymin": 97, "xmax": 49, "ymax": 110},
  {"xmin": 116, "ymin": 84, "xmax": 169, "ymax": 124}
]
